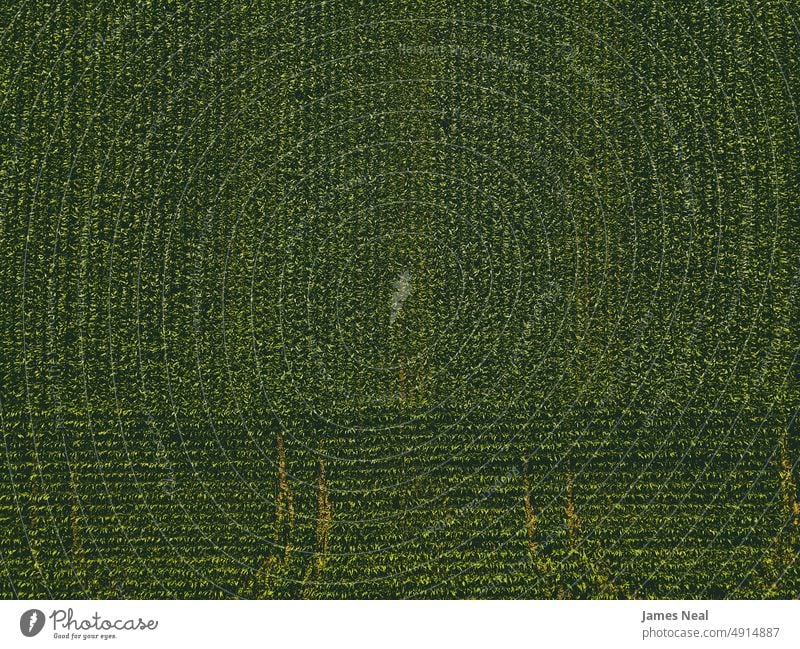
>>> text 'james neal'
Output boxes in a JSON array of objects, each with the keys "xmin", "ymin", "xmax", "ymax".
[{"xmin": 641, "ymin": 610, "xmax": 709, "ymax": 623}]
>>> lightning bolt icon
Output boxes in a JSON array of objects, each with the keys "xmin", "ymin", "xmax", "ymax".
[{"xmin": 28, "ymin": 611, "xmax": 38, "ymax": 632}]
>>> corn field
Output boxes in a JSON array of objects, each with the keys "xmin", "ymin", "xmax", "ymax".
[{"xmin": 0, "ymin": 1, "xmax": 799, "ymax": 598}]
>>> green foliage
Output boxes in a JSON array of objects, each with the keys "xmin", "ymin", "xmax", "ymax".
[{"xmin": 0, "ymin": 0, "xmax": 798, "ymax": 598}]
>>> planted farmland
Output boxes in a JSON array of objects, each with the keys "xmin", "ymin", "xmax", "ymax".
[{"xmin": 0, "ymin": 1, "xmax": 799, "ymax": 598}]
